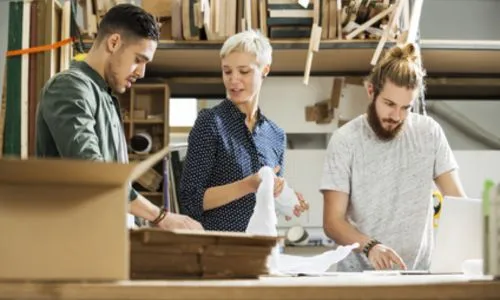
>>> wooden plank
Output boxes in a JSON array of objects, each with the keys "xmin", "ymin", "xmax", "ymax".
[
  {"xmin": 250, "ymin": 0, "xmax": 258, "ymax": 30},
  {"xmin": 28, "ymin": 0, "xmax": 39, "ymax": 157},
  {"xmin": 244, "ymin": 0, "xmax": 251, "ymax": 29},
  {"xmin": 327, "ymin": 0, "xmax": 336, "ymax": 39},
  {"xmin": 303, "ymin": 0, "xmax": 321, "ymax": 85},
  {"xmin": 259, "ymin": 0, "xmax": 267, "ymax": 36},
  {"xmin": 182, "ymin": 0, "xmax": 192, "ymax": 39},
  {"xmin": 4, "ymin": 1, "xmax": 23, "ymax": 157},
  {"xmin": 85, "ymin": 0, "xmax": 97, "ymax": 38},
  {"xmin": 406, "ymin": 0, "xmax": 424, "ymax": 44},
  {"xmin": 228, "ymin": 0, "xmax": 237, "ymax": 36},
  {"xmin": 371, "ymin": 0, "xmax": 404, "ymax": 65},
  {"xmin": 60, "ymin": 0, "xmax": 71, "ymax": 71},
  {"xmin": 336, "ymin": 0, "xmax": 341, "ymax": 39},
  {"xmin": 402, "ymin": 0, "xmax": 410, "ymax": 30},
  {"xmin": 20, "ymin": 0, "xmax": 30, "ymax": 159},
  {"xmin": 345, "ymin": 5, "xmax": 394, "ymax": 40},
  {"xmin": 218, "ymin": 0, "xmax": 226, "ymax": 36},
  {"xmin": 236, "ymin": 0, "xmax": 243, "ymax": 32},
  {"xmin": 330, "ymin": 77, "xmax": 343, "ymax": 109},
  {"xmin": 0, "ymin": 67, "xmax": 6, "ymax": 158},
  {"xmin": 321, "ymin": 0, "xmax": 329, "ymax": 39},
  {"xmin": 171, "ymin": 0, "xmax": 183, "ymax": 40},
  {"xmin": 303, "ymin": 23, "xmax": 321, "ymax": 85},
  {"xmin": 44, "ymin": 0, "xmax": 55, "ymax": 81},
  {"xmin": 35, "ymin": 0, "xmax": 47, "ymax": 120}
]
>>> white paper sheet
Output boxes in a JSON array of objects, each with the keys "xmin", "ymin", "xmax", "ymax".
[{"xmin": 277, "ymin": 243, "xmax": 360, "ymax": 275}]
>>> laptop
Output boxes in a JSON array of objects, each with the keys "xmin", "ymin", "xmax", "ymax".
[
  {"xmin": 428, "ymin": 196, "xmax": 483, "ymax": 274},
  {"xmin": 364, "ymin": 196, "xmax": 483, "ymax": 275}
]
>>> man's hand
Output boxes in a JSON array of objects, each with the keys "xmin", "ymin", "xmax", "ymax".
[
  {"xmin": 368, "ymin": 244, "xmax": 407, "ymax": 270},
  {"xmin": 156, "ymin": 212, "xmax": 204, "ymax": 231}
]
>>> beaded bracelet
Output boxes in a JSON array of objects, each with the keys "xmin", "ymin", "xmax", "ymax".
[{"xmin": 363, "ymin": 239, "xmax": 381, "ymax": 257}]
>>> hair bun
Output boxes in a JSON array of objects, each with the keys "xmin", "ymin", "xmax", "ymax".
[{"xmin": 388, "ymin": 43, "xmax": 418, "ymax": 61}]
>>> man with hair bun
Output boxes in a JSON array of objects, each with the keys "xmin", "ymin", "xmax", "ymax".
[{"xmin": 320, "ymin": 43, "xmax": 466, "ymax": 272}]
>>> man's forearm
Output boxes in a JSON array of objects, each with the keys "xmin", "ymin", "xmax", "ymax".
[
  {"xmin": 325, "ymin": 219, "xmax": 372, "ymax": 252},
  {"xmin": 128, "ymin": 193, "xmax": 161, "ymax": 222},
  {"xmin": 203, "ymin": 176, "xmax": 257, "ymax": 211}
]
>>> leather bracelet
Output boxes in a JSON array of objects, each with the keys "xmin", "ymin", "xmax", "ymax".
[
  {"xmin": 151, "ymin": 208, "xmax": 168, "ymax": 226},
  {"xmin": 363, "ymin": 239, "xmax": 381, "ymax": 257}
]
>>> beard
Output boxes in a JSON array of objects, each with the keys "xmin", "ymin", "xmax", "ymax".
[
  {"xmin": 105, "ymin": 54, "xmax": 125, "ymax": 94},
  {"xmin": 367, "ymin": 101, "xmax": 404, "ymax": 141}
]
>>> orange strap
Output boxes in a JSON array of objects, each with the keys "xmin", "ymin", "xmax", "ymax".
[{"xmin": 5, "ymin": 37, "xmax": 75, "ymax": 57}]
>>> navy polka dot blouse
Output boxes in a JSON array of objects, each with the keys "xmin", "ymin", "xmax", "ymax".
[{"xmin": 179, "ymin": 99, "xmax": 286, "ymax": 232}]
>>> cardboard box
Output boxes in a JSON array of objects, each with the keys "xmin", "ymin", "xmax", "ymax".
[
  {"xmin": 0, "ymin": 147, "xmax": 170, "ymax": 281},
  {"xmin": 132, "ymin": 109, "xmax": 146, "ymax": 120}
]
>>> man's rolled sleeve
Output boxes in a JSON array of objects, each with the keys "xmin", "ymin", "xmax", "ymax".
[
  {"xmin": 41, "ymin": 74, "xmax": 103, "ymax": 161},
  {"xmin": 179, "ymin": 110, "xmax": 217, "ymax": 220}
]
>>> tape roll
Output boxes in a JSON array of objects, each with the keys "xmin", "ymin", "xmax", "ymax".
[
  {"xmin": 130, "ymin": 132, "xmax": 152, "ymax": 154},
  {"xmin": 286, "ymin": 225, "xmax": 309, "ymax": 245}
]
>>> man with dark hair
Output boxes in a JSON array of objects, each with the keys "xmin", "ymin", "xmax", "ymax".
[{"xmin": 35, "ymin": 4, "xmax": 203, "ymax": 230}]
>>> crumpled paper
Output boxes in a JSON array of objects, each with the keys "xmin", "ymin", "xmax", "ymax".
[
  {"xmin": 277, "ymin": 243, "xmax": 359, "ymax": 275},
  {"xmin": 246, "ymin": 166, "xmax": 358, "ymax": 275}
]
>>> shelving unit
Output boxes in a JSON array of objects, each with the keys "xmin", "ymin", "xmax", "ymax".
[{"xmin": 117, "ymin": 82, "xmax": 170, "ymax": 207}]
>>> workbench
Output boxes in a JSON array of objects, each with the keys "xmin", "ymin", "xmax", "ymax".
[{"xmin": 0, "ymin": 274, "xmax": 498, "ymax": 300}]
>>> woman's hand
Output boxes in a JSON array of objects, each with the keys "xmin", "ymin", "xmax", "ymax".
[
  {"xmin": 285, "ymin": 192, "xmax": 310, "ymax": 221},
  {"xmin": 247, "ymin": 165, "xmax": 285, "ymax": 196}
]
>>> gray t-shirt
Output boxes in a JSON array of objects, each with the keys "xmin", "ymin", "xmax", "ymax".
[{"xmin": 320, "ymin": 113, "xmax": 457, "ymax": 272}]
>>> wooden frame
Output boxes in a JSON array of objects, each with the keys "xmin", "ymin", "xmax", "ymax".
[{"xmin": 43, "ymin": 0, "xmax": 63, "ymax": 81}]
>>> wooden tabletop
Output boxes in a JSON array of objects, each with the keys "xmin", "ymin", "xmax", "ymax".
[{"xmin": 0, "ymin": 274, "xmax": 498, "ymax": 300}]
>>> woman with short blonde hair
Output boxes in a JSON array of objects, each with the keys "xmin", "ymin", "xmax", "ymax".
[{"xmin": 179, "ymin": 30, "xmax": 308, "ymax": 231}]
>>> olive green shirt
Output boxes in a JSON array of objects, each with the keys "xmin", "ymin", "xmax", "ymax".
[{"xmin": 35, "ymin": 61, "xmax": 138, "ymax": 201}]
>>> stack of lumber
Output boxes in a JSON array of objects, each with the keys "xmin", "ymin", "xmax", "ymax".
[
  {"xmin": 1, "ymin": 0, "xmax": 73, "ymax": 159},
  {"xmin": 130, "ymin": 228, "xmax": 280, "ymax": 279},
  {"xmin": 78, "ymin": 0, "xmax": 404, "ymax": 41}
]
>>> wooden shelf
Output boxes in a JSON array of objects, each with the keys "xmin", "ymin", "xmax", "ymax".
[{"xmin": 146, "ymin": 39, "xmax": 500, "ymax": 77}]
